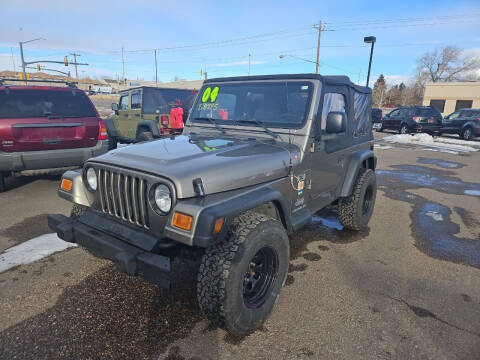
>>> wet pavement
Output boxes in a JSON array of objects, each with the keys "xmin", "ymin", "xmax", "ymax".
[{"xmin": 1, "ymin": 132, "xmax": 480, "ymax": 359}]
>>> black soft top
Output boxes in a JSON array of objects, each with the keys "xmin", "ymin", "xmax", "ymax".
[
  {"xmin": 205, "ymin": 73, "xmax": 371, "ymax": 94},
  {"xmin": 123, "ymin": 86, "xmax": 195, "ymax": 92}
]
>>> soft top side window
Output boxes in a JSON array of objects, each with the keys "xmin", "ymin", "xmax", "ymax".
[
  {"xmin": 119, "ymin": 94, "xmax": 129, "ymax": 110},
  {"xmin": 353, "ymin": 92, "xmax": 370, "ymax": 137},
  {"xmin": 321, "ymin": 93, "xmax": 346, "ymax": 130},
  {"xmin": 131, "ymin": 92, "xmax": 141, "ymax": 109}
]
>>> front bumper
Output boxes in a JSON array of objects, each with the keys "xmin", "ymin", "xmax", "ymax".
[
  {"xmin": 0, "ymin": 140, "xmax": 109, "ymax": 173},
  {"xmin": 48, "ymin": 212, "xmax": 172, "ymax": 289}
]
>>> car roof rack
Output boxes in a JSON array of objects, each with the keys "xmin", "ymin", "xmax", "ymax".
[{"xmin": 0, "ymin": 78, "xmax": 78, "ymax": 88}]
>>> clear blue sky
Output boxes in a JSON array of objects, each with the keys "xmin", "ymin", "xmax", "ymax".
[{"xmin": 0, "ymin": 0, "xmax": 479, "ymax": 86}]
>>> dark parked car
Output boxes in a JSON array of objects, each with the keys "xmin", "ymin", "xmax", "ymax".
[
  {"xmin": 371, "ymin": 108, "xmax": 382, "ymax": 124},
  {"xmin": 49, "ymin": 73, "xmax": 377, "ymax": 336},
  {"xmin": 0, "ymin": 81, "xmax": 109, "ymax": 192},
  {"xmin": 441, "ymin": 108, "xmax": 480, "ymax": 140},
  {"xmin": 374, "ymin": 106, "xmax": 442, "ymax": 134}
]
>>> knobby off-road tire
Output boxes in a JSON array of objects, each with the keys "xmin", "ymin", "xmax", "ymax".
[
  {"xmin": 197, "ymin": 211, "xmax": 290, "ymax": 336},
  {"xmin": 136, "ymin": 131, "xmax": 154, "ymax": 142},
  {"xmin": 338, "ymin": 168, "xmax": 377, "ymax": 231},
  {"xmin": 70, "ymin": 204, "xmax": 88, "ymax": 218}
]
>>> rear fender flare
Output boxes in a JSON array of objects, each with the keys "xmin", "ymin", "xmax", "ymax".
[{"xmin": 340, "ymin": 150, "xmax": 376, "ymax": 197}]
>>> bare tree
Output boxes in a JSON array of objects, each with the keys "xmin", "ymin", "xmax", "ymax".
[
  {"xmin": 372, "ymin": 74, "xmax": 387, "ymax": 107},
  {"xmin": 417, "ymin": 46, "xmax": 480, "ymax": 83}
]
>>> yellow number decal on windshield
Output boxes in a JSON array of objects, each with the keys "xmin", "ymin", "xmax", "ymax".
[
  {"xmin": 201, "ymin": 86, "xmax": 219, "ymax": 103},
  {"xmin": 202, "ymin": 87, "xmax": 211, "ymax": 102},
  {"xmin": 210, "ymin": 87, "xmax": 219, "ymax": 102}
]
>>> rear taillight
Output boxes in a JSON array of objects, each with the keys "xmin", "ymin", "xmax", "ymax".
[
  {"xmin": 161, "ymin": 115, "xmax": 169, "ymax": 126},
  {"xmin": 476, "ymin": 117, "xmax": 480, "ymax": 124},
  {"xmin": 413, "ymin": 116, "xmax": 421, "ymax": 123},
  {"xmin": 98, "ymin": 120, "xmax": 108, "ymax": 140}
]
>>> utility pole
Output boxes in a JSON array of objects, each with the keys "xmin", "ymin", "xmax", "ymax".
[
  {"xmin": 248, "ymin": 53, "xmax": 251, "ymax": 75},
  {"xmin": 70, "ymin": 52, "xmax": 81, "ymax": 79},
  {"xmin": 154, "ymin": 49, "xmax": 158, "ymax": 85},
  {"xmin": 10, "ymin": 47, "xmax": 16, "ymax": 72},
  {"xmin": 314, "ymin": 21, "xmax": 322, "ymax": 74},
  {"xmin": 19, "ymin": 42, "xmax": 27, "ymax": 83},
  {"xmin": 121, "ymin": 47, "xmax": 125, "ymax": 84}
]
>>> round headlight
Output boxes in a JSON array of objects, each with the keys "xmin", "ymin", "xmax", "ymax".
[
  {"xmin": 86, "ymin": 167, "xmax": 97, "ymax": 191},
  {"xmin": 154, "ymin": 184, "xmax": 172, "ymax": 213}
]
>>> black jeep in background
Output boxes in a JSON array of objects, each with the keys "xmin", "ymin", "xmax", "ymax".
[
  {"xmin": 441, "ymin": 108, "xmax": 480, "ymax": 140},
  {"xmin": 375, "ymin": 106, "xmax": 442, "ymax": 134}
]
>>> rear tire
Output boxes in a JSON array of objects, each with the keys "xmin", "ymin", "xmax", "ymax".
[
  {"xmin": 461, "ymin": 127, "xmax": 473, "ymax": 141},
  {"xmin": 197, "ymin": 211, "xmax": 289, "ymax": 336},
  {"xmin": 136, "ymin": 131, "xmax": 154, "ymax": 142},
  {"xmin": 338, "ymin": 168, "xmax": 376, "ymax": 231},
  {"xmin": 70, "ymin": 204, "xmax": 88, "ymax": 218}
]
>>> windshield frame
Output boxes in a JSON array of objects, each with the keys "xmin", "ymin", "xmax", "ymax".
[{"xmin": 189, "ymin": 80, "xmax": 315, "ymax": 130}]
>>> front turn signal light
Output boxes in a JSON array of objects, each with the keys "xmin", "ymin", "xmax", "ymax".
[
  {"xmin": 61, "ymin": 178, "xmax": 73, "ymax": 191},
  {"xmin": 172, "ymin": 212, "xmax": 193, "ymax": 231},
  {"xmin": 213, "ymin": 217, "xmax": 224, "ymax": 235}
]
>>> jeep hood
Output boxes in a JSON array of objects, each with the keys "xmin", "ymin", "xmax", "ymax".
[{"xmin": 91, "ymin": 135, "xmax": 299, "ymax": 198}]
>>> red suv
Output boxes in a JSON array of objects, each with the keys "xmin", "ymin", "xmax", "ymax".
[{"xmin": 0, "ymin": 83, "xmax": 109, "ymax": 192}]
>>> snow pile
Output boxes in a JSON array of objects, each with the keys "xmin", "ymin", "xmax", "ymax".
[
  {"xmin": 374, "ymin": 144, "xmax": 393, "ymax": 150},
  {"xmin": 425, "ymin": 211, "xmax": 443, "ymax": 222},
  {"xmin": 0, "ymin": 233, "xmax": 77, "ymax": 273},
  {"xmin": 383, "ymin": 134, "xmax": 478, "ymax": 153}
]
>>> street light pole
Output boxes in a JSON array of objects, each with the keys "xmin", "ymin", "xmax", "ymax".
[
  {"xmin": 19, "ymin": 37, "xmax": 46, "ymax": 84},
  {"xmin": 363, "ymin": 36, "xmax": 376, "ymax": 87},
  {"xmin": 154, "ymin": 49, "xmax": 158, "ymax": 85}
]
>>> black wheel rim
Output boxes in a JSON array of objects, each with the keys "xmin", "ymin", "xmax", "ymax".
[
  {"xmin": 362, "ymin": 184, "xmax": 374, "ymax": 216},
  {"xmin": 243, "ymin": 246, "xmax": 279, "ymax": 308}
]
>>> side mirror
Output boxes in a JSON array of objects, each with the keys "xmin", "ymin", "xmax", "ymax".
[
  {"xmin": 326, "ymin": 111, "xmax": 346, "ymax": 134},
  {"xmin": 111, "ymin": 103, "xmax": 119, "ymax": 111}
]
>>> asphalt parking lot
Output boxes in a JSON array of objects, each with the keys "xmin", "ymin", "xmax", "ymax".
[{"xmin": 0, "ymin": 132, "xmax": 479, "ymax": 360}]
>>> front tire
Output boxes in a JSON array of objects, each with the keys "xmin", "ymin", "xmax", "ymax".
[
  {"xmin": 0, "ymin": 173, "xmax": 6, "ymax": 193},
  {"xmin": 70, "ymin": 204, "xmax": 88, "ymax": 218},
  {"xmin": 399, "ymin": 124, "xmax": 408, "ymax": 134},
  {"xmin": 461, "ymin": 127, "xmax": 473, "ymax": 141},
  {"xmin": 197, "ymin": 212, "xmax": 289, "ymax": 336},
  {"xmin": 338, "ymin": 168, "xmax": 377, "ymax": 231}
]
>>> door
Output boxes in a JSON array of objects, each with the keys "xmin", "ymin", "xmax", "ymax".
[
  {"xmin": 385, "ymin": 108, "xmax": 400, "ymax": 129},
  {"xmin": 454, "ymin": 110, "xmax": 471, "ymax": 129},
  {"xmin": 308, "ymin": 87, "xmax": 349, "ymax": 212}
]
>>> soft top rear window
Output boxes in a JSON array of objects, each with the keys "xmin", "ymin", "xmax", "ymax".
[
  {"xmin": 142, "ymin": 88, "xmax": 195, "ymax": 114},
  {"xmin": 0, "ymin": 89, "xmax": 96, "ymax": 118}
]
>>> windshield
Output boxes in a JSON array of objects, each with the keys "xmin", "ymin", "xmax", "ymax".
[
  {"xmin": 191, "ymin": 81, "xmax": 313, "ymax": 128},
  {"xmin": 0, "ymin": 89, "xmax": 97, "ymax": 118}
]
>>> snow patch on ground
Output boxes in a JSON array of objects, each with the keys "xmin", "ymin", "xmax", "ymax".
[
  {"xmin": 464, "ymin": 190, "xmax": 480, "ymax": 196},
  {"xmin": 425, "ymin": 211, "xmax": 443, "ymax": 222},
  {"xmin": 383, "ymin": 134, "xmax": 478, "ymax": 153},
  {"xmin": 0, "ymin": 233, "xmax": 77, "ymax": 273},
  {"xmin": 374, "ymin": 144, "xmax": 393, "ymax": 150},
  {"xmin": 419, "ymin": 148, "xmax": 459, "ymax": 155}
]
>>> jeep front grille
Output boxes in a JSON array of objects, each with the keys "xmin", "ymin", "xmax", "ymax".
[{"xmin": 98, "ymin": 169, "xmax": 150, "ymax": 229}]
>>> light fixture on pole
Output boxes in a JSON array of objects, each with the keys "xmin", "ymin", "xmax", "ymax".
[{"xmin": 363, "ymin": 36, "xmax": 376, "ymax": 87}]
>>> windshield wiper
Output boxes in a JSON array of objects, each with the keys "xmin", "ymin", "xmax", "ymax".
[
  {"xmin": 236, "ymin": 119, "xmax": 278, "ymax": 139},
  {"xmin": 193, "ymin": 117, "xmax": 226, "ymax": 134}
]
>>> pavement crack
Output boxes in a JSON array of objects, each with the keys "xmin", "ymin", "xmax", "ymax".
[{"xmin": 380, "ymin": 293, "xmax": 480, "ymax": 338}]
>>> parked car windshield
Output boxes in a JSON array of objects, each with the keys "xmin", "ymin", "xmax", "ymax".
[
  {"xmin": 0, "ymin": 89, "xmax": 97, "ymax": 118},
  {"xmin": 142, "ymin": 88, "xmax": 196, "ymax": 114},
  {"xmin": 191, "ymin": 81, "xmax": 313, "ymax": 128}
]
